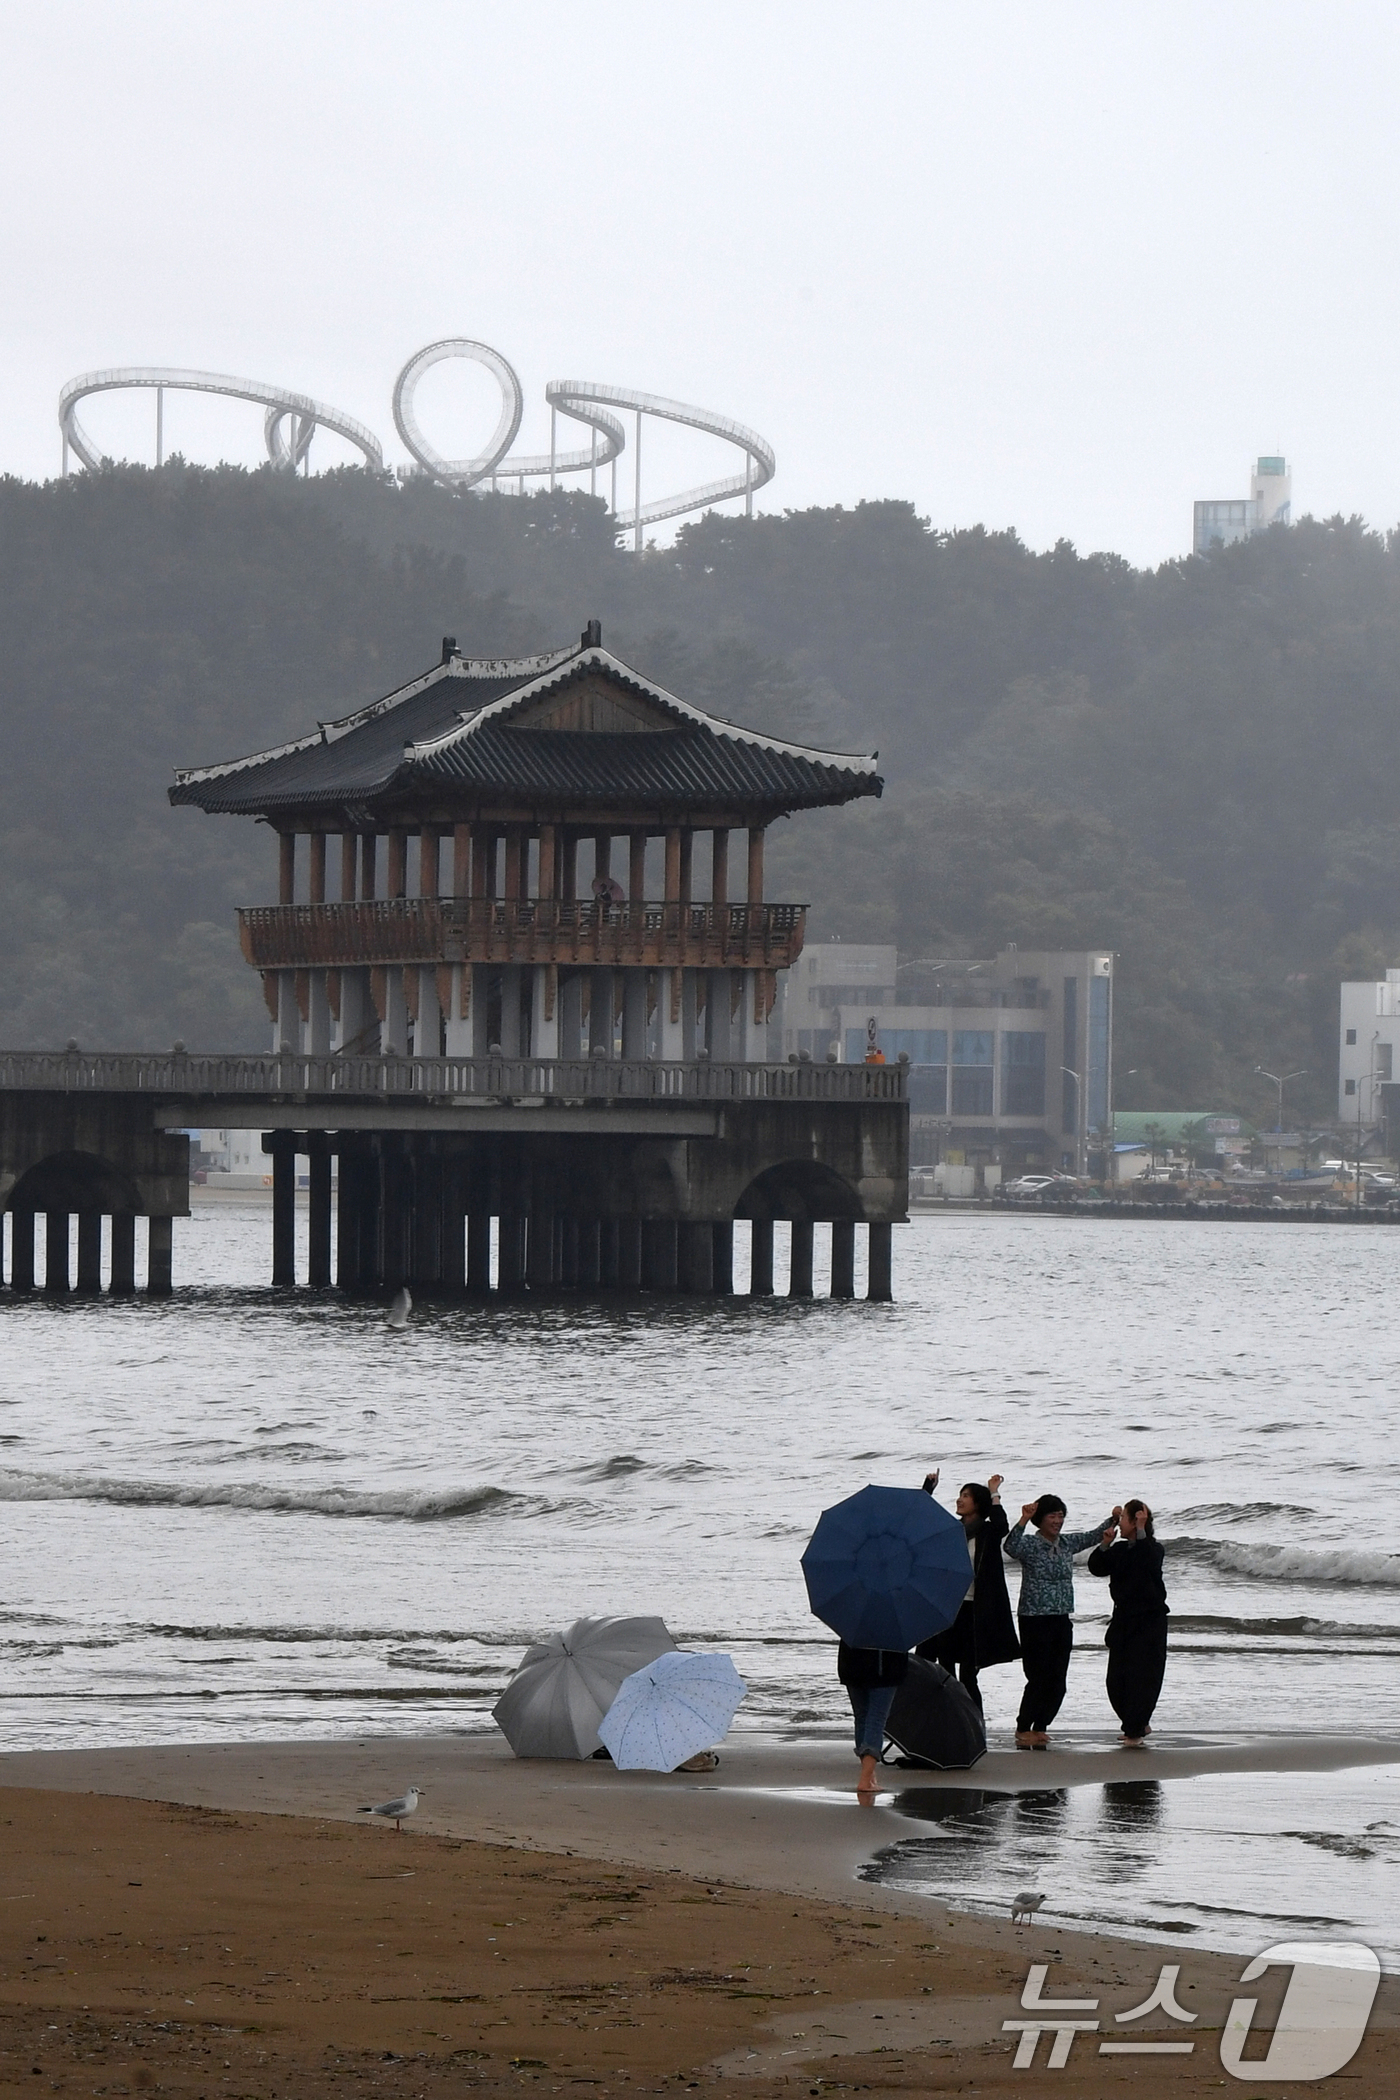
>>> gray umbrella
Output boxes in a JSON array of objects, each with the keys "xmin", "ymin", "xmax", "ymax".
[{"xmin": 492, "ymin": 1615, "xmax": 678, "ymax": 1758}]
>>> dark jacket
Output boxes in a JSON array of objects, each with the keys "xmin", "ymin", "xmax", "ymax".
[
  {"xmin": 917, "ymin": 1499, "xmax": 1022, "ymax": 1668},
  {"xmin": 1086, "ymin": 1535, "xmax": 1169, "ymax": 1647},
  {"xmin": 836, "ymin": 1640, "xmax": 910, "ymax": 1689}
]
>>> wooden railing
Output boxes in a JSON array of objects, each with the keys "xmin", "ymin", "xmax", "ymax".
[
  {"xmin": 0, "ymin": 1050, "xmax": 905, "ymax": 1105},
  {"xmin": 237, "ymin": 898, "xmax": 806, "ymax": 972}
]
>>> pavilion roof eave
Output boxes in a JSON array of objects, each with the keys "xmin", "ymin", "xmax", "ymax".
[{"xmin": 234, "ymin": 774, "xmax": 884, "ymax": 831}]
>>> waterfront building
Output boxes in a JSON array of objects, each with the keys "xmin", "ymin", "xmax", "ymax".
[
  {"xmin": 1193, "ymin": 455, "xmax": 1292, "ymax": 555},
  {"xmin": 780, "ymin": 945, "xmax": 1113, "ymax": 1175},
  {"xmin": 1338, "ymin": 970, "xmax": 1400, "ymax": 1121}
]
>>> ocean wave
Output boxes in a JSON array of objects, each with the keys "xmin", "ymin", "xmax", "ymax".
[
  {"xmin": 1167, "ymin": 1534, "xmax": 1400, "ymax": 1588},
  {"xmin": 0, "ymin": 1468, "xmax": 546, "ymax": 1523},
  {"xmin": 1177, "ymin": 1501, "xmax": 1319, "ymax": 1524}
]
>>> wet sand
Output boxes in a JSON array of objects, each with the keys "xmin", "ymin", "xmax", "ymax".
[{"xmin": 2, "ymin": 1734, "xmax": 1396, "ymax": 2094}]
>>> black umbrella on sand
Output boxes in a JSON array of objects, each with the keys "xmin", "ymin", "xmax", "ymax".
[{"xmin": 884, "ymin": 1655, "xmax": 986, "ymax": 1769}]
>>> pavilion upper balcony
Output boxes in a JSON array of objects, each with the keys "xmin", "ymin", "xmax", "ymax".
[{"xmin": 238, "ymin": 897, "xmax": 807, "ymax": 974}]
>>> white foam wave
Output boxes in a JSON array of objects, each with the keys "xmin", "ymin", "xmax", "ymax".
[
  {"xmin": 1169, "ymin": 1534, "xmax": 1400, "ymax": 1589},
  {"xmin": 0, "ymin": 1468, "xmax": 537, "ymax": 1523}
]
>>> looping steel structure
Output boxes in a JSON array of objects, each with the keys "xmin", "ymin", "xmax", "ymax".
[
  {"xmin": 57, "ymin": 367, "xmax": 384, "ymax": 475},
  {"xmin": 59, "ymin": 341, "xmax": 775, "ymax": 540}
]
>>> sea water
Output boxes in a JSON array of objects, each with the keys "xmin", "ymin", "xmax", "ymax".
[{"xmin": 1, "ymin": 1206, "xmax": 1396, "ymax": 1948}]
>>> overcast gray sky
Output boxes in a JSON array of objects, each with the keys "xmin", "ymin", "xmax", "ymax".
[{"xmin": 3, "ymin": 1, "xmax": 1395, "ymax": 566}]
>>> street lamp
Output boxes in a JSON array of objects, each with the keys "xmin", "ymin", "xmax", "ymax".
[
  {"xmin": 1255, "ymin": 1065, "xmax": 1307, "ymax": 1140},
  {"xmin": 1061, "ymin": 1066, "xmax": 1085, "ymax": 1176},
  {"xmin": 1355, "ymin": 1033, "xmax": 1380, "ymax": 1213}
]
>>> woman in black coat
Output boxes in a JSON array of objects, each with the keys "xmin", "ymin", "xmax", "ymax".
[
  {"xmin": 916, "ymin": 1471, "xmax": 1022, "ymax": 1711},
  {"xmin": 1086, "ymin": 1499, "xmax": 1169, "ymax": 1745}
]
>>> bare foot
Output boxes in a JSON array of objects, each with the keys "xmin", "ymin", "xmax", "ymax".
[
  {"xmin": 1014, "ymin": 1731, "xmax": 1037, "ymax": 1747},
  {"xmin": 857, "ymin": 1753, "xmax": 879, "ymax": 1796}
]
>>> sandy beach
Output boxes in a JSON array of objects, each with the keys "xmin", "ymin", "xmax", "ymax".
[{"xmin": 3, "ymin": 1734, "xmax": 1396, "ymax": 2095}]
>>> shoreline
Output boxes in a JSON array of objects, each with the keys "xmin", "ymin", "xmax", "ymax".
[{"xmin": 2, "ymin": 1735, "xmax": 1397, "ymax": 2095}]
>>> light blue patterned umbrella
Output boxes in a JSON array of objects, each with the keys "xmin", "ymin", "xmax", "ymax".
[{"xmin": 597, "ymin": 1650, "xmax": 747, "ymax": 1771}]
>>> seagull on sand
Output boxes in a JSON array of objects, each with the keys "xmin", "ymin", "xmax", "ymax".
[
  {"xmin": 386, "ymin": 1287, "xmax": 412, "ymax": 1331},
  {"xmin": 359, "ymin": 1785, "xmax": 422, "ymax": 1831},
  {"xmin": 1011, "ymin": 1892, "xmax": 1046, "ymax": 1925}
]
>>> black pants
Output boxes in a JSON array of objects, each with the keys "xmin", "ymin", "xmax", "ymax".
[
  {"xmin": 1017, "ymin": 1614, "xmax": 1073, "ymax": 1732},
  {"xmin": 920, "ymin": 1602, "xmax": 982, "ymax": 1712},
  {"xmin": 1106, "ymin": 1616, "xmax": 1168, "ymax": 1738}
]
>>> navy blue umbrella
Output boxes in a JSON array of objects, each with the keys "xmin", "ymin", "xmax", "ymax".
[{"xmin": 801, "ymin": 1484, "xmax": 971, "ymax": 1650}]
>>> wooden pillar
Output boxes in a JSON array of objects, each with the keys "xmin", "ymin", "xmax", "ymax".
[
  {"xmin": 711, "ymin": 1221, "xmax": 734, "ymax": 1295},
  {"xmin": 453, "ymin": 822, "xmax": 472, "ymax": 898},
  {"xmin": 147, "ymin": 1216, "xmax": 174, "ymax": 1297},
  {"xmin": 629, "ymin": 832, "xmax": 647, "ymax": 901},
  {"xmin": 788, "ymin": 1218, "xmax": 814, "ymax": 1299},
  {"xmin": 467, "ymin": 1208, "xmax": 492, "ymax": 1293},
  {"xmin": 867, "ymin": 1222, "xmax": 894, "ymax": 1303},
  {"xmin": 387, "ymin": 830, "xmax": 408, "ymax": 899},
  {"xmin": 560, "ymin": 830, "xmax": 578, "ymax": 901},
  {"xmin": 420, "ymin": 827, "xmax": 440, "ymax": 898},
  {"xmin": 747, "ymin": 825, "xmax": 765, "ymax": 904},
  {"xmin": 678, "ymin": 830, "xmax": 693, "ymax": 905},
  {"xmin": 830, "ymin": 1220, "xmax": 856, "ymax": 1299},
  {"xmin": 503, "ymin": 828, "xmax": 525, "ymax": 901},
  {"xmin": 538, "ymin": 825, "xmax": 558, "ymax": 902},
  {"xmin": 340, "ymin": 832, "xmax": 358, "ymax": 902},
  {"xmin": 618, "ymin": 1216, "xmax": 643, "ymax": 1290},
  {"xmin": 109, "ymin": 1213, "xmax": 136, "ymax": 1296},
  {"xmin": 270, "ymin": 1131, "xmax": 297, "ymax": 1286},
  {"xmin": 308, "ymin": 832, "xmax": 326, "ymax": 904},
  {"xmin": 307, "ymin": 1133, "xmax": 332, "ymax": 1288},
  {"xmin": 664, "ymin": 827, "xmax": 682, "ymax": 901},
  {"xmin": 711, "ymin": 829, "xmax": 729, "ymax": 907},
  {"xmin": 9, "ymin": 1211, "xmax": 35, "ymax": 1291},
  {"xmin": 593, "ymin": 831, "xmax": 612, "ymax": 892},
  {"xmin": 748, "ymin": 1217, "xmax": 774, "ymax": 1297},
  {"xmin": 44, "ymin": 1210, "xmax": 69, "ymax": 1294},
  {"xmin": 360, "ymin": 834, "xmax": 377, "ymax": 900},
  {"xmin": 75, "ymin": 1211, "xmax": 103, "ymax": 1295},
  {"xmin": 279, "ymin": 832, "xmax": 296, "ymax": 905}
]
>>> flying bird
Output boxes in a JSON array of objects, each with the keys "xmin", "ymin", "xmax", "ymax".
[
  {"xmin": 359, "ymin": 1785, "xmax": 422, "ymax": 1830},
  {"xmin": 386, "ymin": 1286, "xmax": 412, "ymax": 1331},
  {"xmin": 1011, "ymin": 1891, "xmax": 1046, "ymax": 1925}
]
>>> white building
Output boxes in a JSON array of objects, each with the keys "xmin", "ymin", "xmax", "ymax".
[
  {"xmin": 780, "ymin": 944, "xmax": 1114, "ymax": 1173},
  {"xmin": 1193, "ymin": 456, "xmax": 1292, "ymax": 555},
  {"xmin": 1338, "ymin": 972, "xmax": 1400, "ymax": 1122}
]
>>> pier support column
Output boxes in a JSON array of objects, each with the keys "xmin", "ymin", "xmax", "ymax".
[
  {"xmin": 527, "ymin": 1206, "xmax": 556, "ymax": 1291},
  {"xmin": 643, "ymin": 1219, "xmax": 677, "ymax": 1291},
  {"xmin": 270, "ymin": 1132, "xmax": 297, "ymax": 1286},
  {"xmin": 441, "ymin": 1160, "xmax": 466, "ymax": 1292},
  {"xmin": 44, "ymin": 1210, "xmax": 70, "ymax": 1294},
  {"xmin": 867, "ymin": 1222, "xmax": 893, "ymax": 1302},
  {"xmin": 307, "ymin": 1133, "xmax": 333, "ymax": 1288},
  {"xmin": 788, "ymin": 1218, "xmax": 814, "ymax": 1299},
  {"xmin": 382, "ymin": 1143, "xmax": 413, "ymax": 1290},
  {"xmin": 599, "ymin": 1218, "xmax": 620, "ymax": 1290},
  {"xmin": 498, "ymin": 1214, "xmax": 526, "ymax": 1293},
  {"xmin": 577, "ymin": 1217, "xmax": 602, "ymax": 1290},
  {"xmin": 618, "ymin": 1217, "xmax": 643, "ymax": 1290},
  {"xmin": 748, "ymin": 1218, "xmax": 774, "ymax": 1297},
  {"xmin": 411, "ymin": 1147, "xmax": 444, "ymax": 1290},
  {"xmin": 9, "ymin": 1210, "xmax": 35, "ymax": 1291},
  {"xmin": 75, "ymin": 1211, "xmax": 103, "ymax": 1295},
  {"xmin": 678, "ymin": 1220, "xmax": 713, "ymax": 1293},
  {"xmin": 466, "ymin": 1209, "xmax": 492, "ymax": 1293},
  {"xmin": 711, "ymin": 1221, "xmax": 734, "ymax": 1295},
  {"xmin": 147, "ymin": 1216, "xmax": 173, "ymax": 1297},
  {"xmin": 830, "ymin": 1220, "xmax": 856, "ymax": 1300},
  {"xmin": 109, "ymin": 1213, "xmax": 135, "ymax": 1296}
]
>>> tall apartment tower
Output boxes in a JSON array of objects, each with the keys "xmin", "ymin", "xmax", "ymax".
[{"xmin": 1193, "ymin": 456, "xmax": 1292, "ymax": 555}]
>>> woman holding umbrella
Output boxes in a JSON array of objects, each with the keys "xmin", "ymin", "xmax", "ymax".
[
  {"xmin": 915, "ymin": 1469, "xmax": 1020, "ymax": 1712},
  {"xmin": 837, "ymin": 1640, "xmax": 909, "ymax": 1796},
  {"xmin": 1086, "ymin": 1500, "xmax": 1169, "ymax": 1745}
]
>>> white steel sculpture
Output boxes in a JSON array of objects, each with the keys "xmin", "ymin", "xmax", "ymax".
[
  {"xmin": 59, "ymin": 339, "xmax": 775, "ymax": 546},
  {"xmin": 58, "ymin": 368, "xmax": 384, "ymax": 476}
]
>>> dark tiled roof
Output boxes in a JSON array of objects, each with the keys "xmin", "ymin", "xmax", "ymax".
[{"xmin": 170, "ymin": 641, "xmax": 881, "ymax": 819}]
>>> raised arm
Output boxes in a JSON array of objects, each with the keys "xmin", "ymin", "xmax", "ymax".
[{"xmin": 1062, "ymin": 1518, "xmax": 1121, "ymax": 1554}]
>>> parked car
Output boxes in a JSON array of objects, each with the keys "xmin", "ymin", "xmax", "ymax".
[{"xmin": 1001, "ymin": 1172, "xmax": 1077, "ymax": 1200}]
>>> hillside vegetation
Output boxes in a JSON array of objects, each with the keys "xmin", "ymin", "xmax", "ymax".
[{"xmin": 3, "ymin": 461, "xmax": 1397, "ymax": 1122}]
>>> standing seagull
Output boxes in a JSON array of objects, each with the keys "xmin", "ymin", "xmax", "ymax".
[
  {"xmin": 386, "ymin": 1287, "xmax": 412, "ymax": 1331},
  {"xmin": 359, "ymin": 1784, "xmax": 422, "ymax": 1831},
  {"xmin": 1011, "ymin": 1891, "xmax": 1046, "ymax": 1925}
]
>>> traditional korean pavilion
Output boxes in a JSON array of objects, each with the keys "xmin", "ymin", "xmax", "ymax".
[
  {"xmin": 172, "ymin": 622, "xmax": 882, "ymax": 1063},
  {"xmin": 166, "ymin": 624, "xmax": 905, "ymax": 1301}
]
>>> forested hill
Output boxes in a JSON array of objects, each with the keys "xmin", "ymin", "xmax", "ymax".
[{"xmin": 3, "ymin": 461, "xmax": 1398, "ymax": 1121}]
